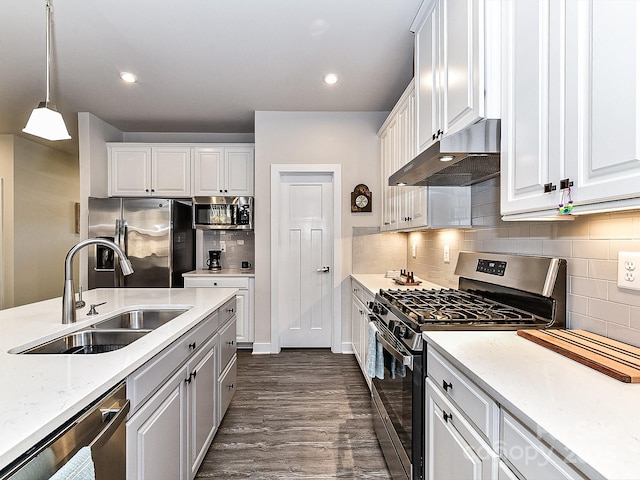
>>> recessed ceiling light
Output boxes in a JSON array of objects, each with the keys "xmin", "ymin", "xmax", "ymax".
[
  {"xmin": 119, "ymin": 72, "xmax": 138, "ymax": 84},
  {"xmin": 323, "ymin": 73, "xmax": 339, "ymax": 85},
  {"xmin": 439, "ymin": 155, "xmax": 455, "ymax": 162}
]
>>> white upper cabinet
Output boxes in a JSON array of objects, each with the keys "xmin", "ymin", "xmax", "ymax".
[
  {"xmin": 109, "ymin": 145, "xmax": 192, "ymax": 197},
  {"xmin": 501, "ymin": 0, "xmax": 640, "ymax": 219},
  {"xmin": 379, "ymin": 81, "xmax": 471, "ymax": 231},
  {"xmin": 565, "ymin": 0, "xmax": 640, "ymax": 209},
  {"xmin": 500, "ymin": 0, "xmax": 565, "ymax": 216},
  {"xmin": 193, "ymin": 145, "xmax": 254, "ymax": 197},
  {"xmin": 413, "ymin": 0, "xmax": 501, "ymax": 154}
]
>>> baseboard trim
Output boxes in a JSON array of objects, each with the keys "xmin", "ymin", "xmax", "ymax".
[{"xmin": 251, "ymin": 342, "xmax": 273, "ymax": 355}]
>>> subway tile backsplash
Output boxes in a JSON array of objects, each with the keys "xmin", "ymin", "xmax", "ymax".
[
  {"xmin": 352, "ymin": 177, "xmax": 640, "ymax": 347},
  {"xmin": 201, "ymin": 230, "xmax": 255, "ymax": 270}
]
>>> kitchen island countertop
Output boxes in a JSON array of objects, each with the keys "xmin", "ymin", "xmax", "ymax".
[
  {"xmin": 0, "ymin": 287, "xmax": 236, "ymax": 471},
  {"xmin": 424, "ymin": 330, "xmax": 640, "ymax": 480}
]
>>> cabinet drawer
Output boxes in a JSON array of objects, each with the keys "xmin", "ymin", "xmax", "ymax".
[
  {"xmin": 184, "ymin": 276, "xmax": 249, "ymax": 288},
  {"xmin": 128, "ymin": 312, "xmax": 218, "ymax": 412},
  {"xmin": 219, "ymin": 317, "xmax": 237, "ymax": 369},
  {"xmin": 501, "ymin": 411, "xmax": 587, "ymax": 480},
  {"xmin": 219, "ymin": 297, "xmax": 236, "ymax": 325},
  {"xmin": 219, "ymin": 356, "xmax": 237, "ymax": 418},
  {"xmin": 427, "ymin": 347, "xmax": 499, "ymax": 445}
]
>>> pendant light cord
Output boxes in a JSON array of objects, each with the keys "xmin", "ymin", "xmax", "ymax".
[{"xmin": 45, "ymin": 0, "xmax": 52, "ymax": 104}]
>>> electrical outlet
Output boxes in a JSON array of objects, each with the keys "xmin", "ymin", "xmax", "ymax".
[
  {"xmin": 617, "ymin": 252, "xmax": 640, "ymax": 291},
  {"xmin": 444, "ymin": 245, "xmax": 450, "ymax": 263}
]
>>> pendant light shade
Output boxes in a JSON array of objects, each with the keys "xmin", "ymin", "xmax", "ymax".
[
  {"xmin": 23, "ymin": 1, "xmax": 71, "ymax": 141},
  {"xmin": 23, "ymin": 101, "xmax": 70, "ymax": 141}
]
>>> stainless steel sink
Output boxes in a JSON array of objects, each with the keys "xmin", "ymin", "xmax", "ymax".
[
  {"xmin": 21, "ymin": 329, "xmax": 151, "ymax": 355},
  {"xmin": 91, "ymin": 308, "xmax": 189, "ymax": 330}
]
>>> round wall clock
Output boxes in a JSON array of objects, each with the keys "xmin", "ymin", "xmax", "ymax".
[{"xmin": 351, "ymin": 184, "xmax": 372, "ymax": 212}]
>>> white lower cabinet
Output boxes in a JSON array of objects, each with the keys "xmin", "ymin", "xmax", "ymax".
[
  {"xmin": 126, "ymin": 367, "xmax": 184, "ymax": 480},
  {"xmin": 426, "ymin": 378, "xmax": 499, "ymax": 480},
  {"xmin": 425, "ymin": 343, "xmax": 589, "ymax": 480},
  {"xmin": 218, "ymin": 315, "xmax": 238, "ymax": 419},
  {"xmin": 184, "ymin": 276, "xmax": 254, "ymax": 345},
  {"xmin": 501, "ymin": 411, "xmax": 587, "ymax": 480},
  {"xmin": 351, "ymin": 279, "xmax": 374, "ymax": 388},
  {"xmin": 126, "ymin": 298, "xmax": 237, "ymax": 480}
]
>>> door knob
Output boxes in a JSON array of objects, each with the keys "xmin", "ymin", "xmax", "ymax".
[{"xmin": 316, "ymin": 266, "xmax": 330, "ymax": 272}]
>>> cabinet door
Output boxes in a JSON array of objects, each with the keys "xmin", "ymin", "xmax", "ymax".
[
  {"xmin": 501, "ymin": 0, "xmax": 565, "ymax": 216},
  {"xmin": 127, "ymin": 367, "xmax": 186, "ymax": 480},
  {"xmin": 425, "ymin": 379, "xmax": 498, "ymax": 480},
  {"xmin": 565, "ymin": 0, "xmax": 640, "ymax": 206},
  {"xmin": 351, "ymin": 295, "xmax": 363, "ymax": 367},
  {"xmin": 415, "ymin": 1, "xmax": 441, "ymax": 153},
  {"xmin": 193, "ymin": 147, "xmax": 224, "ymax": 196},
  {"xmin": 188, "ymin": 337, "xmax": 217, "ymax": 478},
  {"xmin": 109, "ymin": 146, "xmax": 152, "ymax": 197},
  {"xmin": 441, "ymin": 0, "xmax": 483, "ymax": 134},
  {"xmin": 225, "ymin": 146, "xmax": 254, "ymax": 196},
  {"xmin": 234, "ymin": 289, "xmax": 251, "ymax": 343},
  {"xmin": 152, "ymin": 147, "xmax": 192, "ymax": 197},
  {"xmin": 380, "ymin": 127, "xmax": 397, "ymax": 231}
]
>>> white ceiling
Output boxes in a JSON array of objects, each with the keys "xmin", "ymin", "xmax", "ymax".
[{"xmin": 1, "ymin": 1, "xmax": 422, "ymax": 154}]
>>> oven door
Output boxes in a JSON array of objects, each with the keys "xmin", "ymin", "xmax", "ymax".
[{"xmin": 371, "ymin": 320, "xmax": 423, "ymax": 480}]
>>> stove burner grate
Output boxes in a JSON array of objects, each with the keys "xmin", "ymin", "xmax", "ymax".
[{"xmin": 380, "ymin": 288, "xmax": 540, "ymax": 327}]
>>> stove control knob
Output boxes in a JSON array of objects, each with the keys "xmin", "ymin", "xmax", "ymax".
[
  {"xmin": 396, "ymin": 325, "xmax": 407, "ymax": 338},
  {"xmin": 367, "ymin": 301, "xmax": 375, "ymax": 310},
  {"xmin": 379, "ymin": 305, "xmax": 388, "ymax": 316},
  {"xmin": 371, "ymin": 303, "xmax": 380, "ymax": 314}
]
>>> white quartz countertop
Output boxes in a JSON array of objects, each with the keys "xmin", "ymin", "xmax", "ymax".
[
  {"xmin": 423, "ymin": 330, "xmax": 640, "ymax": 480},
  {"xmin": 184, "ymin": 269, "xmax": 255, "ymax": 277},
  {"xmin": 0, "ymin": 287, "xmax": 237, "ymax": 471},
  {"xmin": 350, "ymin": 273, "xmax": 443, "ymax": 294}
]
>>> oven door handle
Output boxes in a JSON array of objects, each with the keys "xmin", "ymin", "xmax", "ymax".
[{"xmin": 375, "ymin": 331, "xmax": 414, "ymax": 371}]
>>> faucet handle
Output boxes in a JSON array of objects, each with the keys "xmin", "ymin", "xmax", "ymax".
[
  {"xmin": 75, "ymin": 286, "xmax": 86, "ymax": 309},
  {"xmin": 87, "ymin": 302, "xmax": 107, "ymax": 316}
]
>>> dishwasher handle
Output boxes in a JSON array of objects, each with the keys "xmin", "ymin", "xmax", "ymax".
[{"xmin": 89, "ymin": 399, "xmax": 130, "ymax": 451}]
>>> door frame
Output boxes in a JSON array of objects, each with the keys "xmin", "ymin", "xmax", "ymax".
[{"xmin": 270, "ymin": 164, "xmax": 342, "ymax": 354}]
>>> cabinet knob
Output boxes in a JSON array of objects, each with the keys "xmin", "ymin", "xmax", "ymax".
[
  {"xmin": 442, "ymin": 380, "xmax": 453, "ymax": 392},
  {"xmin": 442, "ymin": 410, "xmax": 453, "ymax": 423},
  {"xmin": 228, "ymin": 383, "xmax": 234, "ymax": 390},
  {"xmin": 188, "ymin": 342, "xmax": 196, "ymax": 350},
  {"xmin": 213, "ymin": 282, "xmax": 217, "ymax": 286},
  {"xmin": 227, "ymin": 340, "xmax": 235, "ymax": 346},
  {"xmin": 226, "ymin": 308, "xmax": 235, "ymax": 313},
  {"xmin": 543, "ymin": 183, "xmax": 557, "ymax": 193}
]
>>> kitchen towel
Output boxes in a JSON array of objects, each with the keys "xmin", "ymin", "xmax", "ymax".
[
  {"xmin": 365, "ymin": 321, "xmax": 384, "ymax": 379},
  {"xmin": 48, "ymin": 446, "xmax": 95, "ymax": 480}
]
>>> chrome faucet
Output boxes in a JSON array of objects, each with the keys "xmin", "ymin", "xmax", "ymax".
[{"xmin": 62, "ymin": 238, "xmax": 134, "ymax": 324}]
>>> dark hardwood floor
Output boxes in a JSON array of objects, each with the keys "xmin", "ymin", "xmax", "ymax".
[{"xmin": 196, "ymin": 349, "xmax": 392, "ymax": 479}]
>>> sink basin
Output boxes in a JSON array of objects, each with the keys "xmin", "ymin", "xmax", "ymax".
[
  {"xmin": 21, "ymin": 329, "xmax": 151, "ymax": 355},
  {"xmin": 91, "ymin": 308, "xmax": 189, "ymax": 330}
]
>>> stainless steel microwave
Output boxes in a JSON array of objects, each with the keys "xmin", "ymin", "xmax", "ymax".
[{"xmin": 192, "ymin": 196, "xmax": 253, "ymax": 230}]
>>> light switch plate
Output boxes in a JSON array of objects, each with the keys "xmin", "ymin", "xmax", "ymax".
[
  {"xmin": 444, "ymin": 245, "xmax": 450, "ymax": 263},
  {"xmin": 412, "ymin": 244, "xmax": 417, "ymax": 258},
  {"xmin": 617, "ymin": 252, "xmax": 640, "ymax": 290}
]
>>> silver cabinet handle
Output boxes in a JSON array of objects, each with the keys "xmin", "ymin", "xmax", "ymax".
[{"xmin": 316, "ymin": 266, "xmax": 330, "ymax": 272}]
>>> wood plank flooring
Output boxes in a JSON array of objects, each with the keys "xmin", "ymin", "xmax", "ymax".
[{"xmin": 196, "ymin": 349, "xmax": 392, "ymax": 479}]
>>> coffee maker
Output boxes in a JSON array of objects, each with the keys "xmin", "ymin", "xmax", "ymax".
[{"xmin": 206, "ymin": 250, "xmax": 222, "ymax": 270}]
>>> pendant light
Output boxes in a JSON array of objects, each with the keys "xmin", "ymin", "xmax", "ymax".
[{"xmin": 22, "ymin": 0, "xmax": 71, "ymax": 141}]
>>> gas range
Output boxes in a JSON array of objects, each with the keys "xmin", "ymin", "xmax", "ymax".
[
  {"xmin": 370, "ymin": 252, "xmax": 567, "ymax": 480},
  {"xmin": 372, "ymin": 251, "xmax": 567, "ymax": 352}
]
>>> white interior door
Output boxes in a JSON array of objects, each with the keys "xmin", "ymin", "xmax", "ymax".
[{"xmin": 276, "ymin": 172, "xmax": 334, "ymax": 348}]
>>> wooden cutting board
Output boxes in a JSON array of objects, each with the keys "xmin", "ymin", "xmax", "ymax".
[{"xmin": 517, "ymin": 329, "xmax": 640, "ymax": 383}]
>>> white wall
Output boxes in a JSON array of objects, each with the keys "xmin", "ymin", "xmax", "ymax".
[{"xmin": 254, "ymin": 111, "xmax": 387, "ymax": 353}]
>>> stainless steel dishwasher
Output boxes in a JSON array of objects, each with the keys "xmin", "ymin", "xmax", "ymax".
[{"xmin": 0, "ymin": 382, "xmax": 129, "ymax": 480}]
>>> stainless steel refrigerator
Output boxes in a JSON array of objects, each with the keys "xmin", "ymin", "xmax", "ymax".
[{"xmin": 88, "ymin": 197, "xmax": 194, "ymax": 288}]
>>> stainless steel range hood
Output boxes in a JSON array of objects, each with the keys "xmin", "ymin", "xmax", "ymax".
[{"xmin": 389, "ymin": 119, "xmax": 501, "ymax": 187}]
